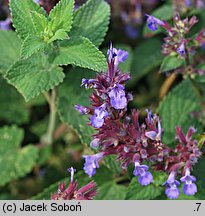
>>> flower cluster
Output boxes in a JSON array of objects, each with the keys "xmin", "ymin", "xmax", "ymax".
[
  {"xmin": 108, "ymin": 0, "xmax": 158, "ymax": 39},
  {"xmin": 162, "ymin": 127, "xmax": 201, "ymax": 198},
  {"xmin": 146, "ymin": 13, "xmax": 198, "ymax": 58},
  {"xmin": 75, "ymin": 44, "xmax": 202, "ymax": 199},
  {"xmin": 51, "ymin": 167, "xmax": 97, "ymax": 200},
  {"xmin": 173, "ymin": 0, "xmax": 205, "ymax": 13},
  {"xmin": 146, "ymin": 12, "xmax": 205, "ymax": 75}
]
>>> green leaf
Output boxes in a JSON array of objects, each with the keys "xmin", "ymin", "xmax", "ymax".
[
  {"xmin": 103, "ymin": 155, "xmax": 122, "ymax": 175},
  {"xmin": 0, "ymin": 78, "xmax": 29, "ymax": 124},
  {"xmin": 126, "ymin": 178, "xmax": 163, "ymax": 200},
  {"xmin": 95, "ymin": 182, "xmax": 127, "ymax": 200},
  {"xmin": 48, "ymin": 0, "xmax": 74, "ymax": 33},
  {"xmin": 0, "ymin": 126, "xmax": 39, "ymax": 186},
  {"xmin": 193, "ymin": 156, "xmax": 205, "ymax": 196},
  {"xmin": 160, "ymin": 55, "xmax": 185, "ymax": 72},
  {"xmin": 0, "ymin": 30, "xmax": 21, "ymax": 74},
  {"xmin": 9, "ymin": 0, "xmax": 46, "ymax": 40},
  {"xmin": 31, "ymin": 11, "xmax": 47, "ymax": 34},
  {"xmin": 37, "ymin": 146, "xmax": 52, "ymax": 166},
  {"xmin": 48, "ymin": 29, "xmax": 68, "ymax": 43},
  {"xmin": 5, "ymin": 54, "xmax": 65, "ymax": 101},
  {"xmin": 54, "ymin": 36, "xmax": 107, "ymax": 72},
  {"xmin": 158, "ymin": 79, "xmax": 201, "ymax": 146},
  {"xmin": 20, "ymin": 35, "xmax": 47, "ymax": 58},
  {"xmin": 57, "ymin": 67, "xmax": 95, "ymax": 146},
  {"xmin": 128, "ymin": 38, "xmax": 163, "ymax": 86},
  {"xmin": 152, "ymin": 171, "xmax": 167, "ymax": 187},
  {"xmin": 70, "ymin": 0, "xmax": 110, "ymax": 46},
  {"xmin": 143, "ymin": 4, "xmax": 174, "ymax": 37}
]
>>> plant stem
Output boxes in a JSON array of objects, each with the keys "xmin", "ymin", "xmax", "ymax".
[
  {"xmin": 159, "ymin": 73, "xmax": 177, "ymax": 100},
  {"xmin": 42, "ymin": 88, "xmax": 57, "ymax": 145}
]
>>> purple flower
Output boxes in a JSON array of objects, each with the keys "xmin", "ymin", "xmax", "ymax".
[
  {"xmin": 81, "ymin": 78, "xmax": 96, "ymax": 89},
  {"xmin": 83, "ymin": 152, "xmax": 104, "ymax": 177},
  {"xmin": 180, "ymin": 169, "xmax": 197, "ymax": 196},
  {"xmin": 90, "ymin": 104, "xmax": 108, "ymax": 128},
  {"xmin": 75, "ymin": 104, "xmax": 88, "ymax": 115},
  {"xmin": 145, "ymin": 109, "xmax": 155, "ymax": 124},
  {"xmin": 196, "ymin": 0, "xmax": 205, "ymax": 9},
  {"xmin": 163, "ymin": 172, "xmax": 180, "ymax": 199},
  {"xmin": 90, "ymin": 138, "xmax": 100, "ymax": 149},
  {"xmin": 146, "ymin": 14, "xmax": 164, "ymax": 31},
  {"xmin": 34, "ymin": 0, "xmax": 40, "ymax": 3},
  {"xmin": 68, "ymin": 167, "xmax": 76, "ymax": 182},
  {"xmin": 0, "ymin": 18, "xmax": 11, "ymax": 30},
  {"xmin": 107, "ymin": 43, "xmax": 128, "ymax": 70},
  {"xmin": 145, "ymin": 119, "xmax": 162, "ymax": 141},
  {"xmin": 177, "ymin": 43, "xmax": 186, "ymax": 57},
  {"xmin": 117, "ymin": 49, "xmax": 129, "ymax": 63},
  {"xmin": 185, "ymin": 0, "xmax": 192, "ymax": 7},
  {"xmin": 201, "ymin": 42, "xmax": 205, "ymax": 50},
  {"xmin": 133, "ymin": 162, "xmax": 153, "ymax": 186},
  {"xmin": 108, "ymin": 84, "xmax": 127, "ymax": 110}
]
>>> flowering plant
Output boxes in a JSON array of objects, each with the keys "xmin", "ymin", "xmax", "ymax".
[{"xmin": 0, "ymin": 0, "xmax": 204, "ymax": 200}]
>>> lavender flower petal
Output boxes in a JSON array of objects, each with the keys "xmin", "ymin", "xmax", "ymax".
[
  {"xmin": 109, "ymin": 84, "xmax": 127, "ymax": 110},
  {"xmin": 83, "ymin": 153, "xmax": 104, "ymax": 177}
]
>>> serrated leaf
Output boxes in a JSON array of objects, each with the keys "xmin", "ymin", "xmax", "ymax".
[
  {"xmin": 0, "ymin": 30, "xmax": 21, "ymax": 74},
  {"xmin": 9, "ymin": 0, "xmax": 46, "ymax": 40},
  {"xmin": 126, "ymin": 178, "xmax": 163, "ymax": 200},
  {"xmin": 158, "ymin": 79, "xmax": 201, "ymax": 146},
  {"xmin": 54, "ymin": 36, "xmax": 107, "ymax": 72},
  {"xmin": 143, "ymin": 4, "xmax": 174, "ymax": 37},
  {"xmin": 5, "ymin": 54, "xmax": 65, "ymax": 101},
  {"xmin": 0, "ymin": 126, "xmax": 39, "ymax": 186},
  {"xmin": 152, "ymin": 171, "xmax": 167, "ymax": 187},
  {"xmin": 31, "ymin": 11, "xmax": 47, "ymax": 34},
  {"xmin": 0, "ymin": 78, "xmax": 29, "ymax": 124},
  {"xmin": 70, "ymin": 0, "xmax": 110, "ymax": 46},
  {"xmin": 96, "ymin": 182, "xmax": 127, "ymax": 200},
  {"xmin": 57, "ymin": 67, "xmax": 95, "ymax": 146},
  {"xmin": 160, "ymin": 55, "xmax": 185, "ymax": 72},
  {"xmin": 103, "ymin": 155, "xmax": 122, "ymax": 175},
  {"xmin": 48, "ymin": 0, "xmax": 74, "ymax": 33},
  {"xmin": 128, "ymin": 38, "xmax": 163, "ymax": 86},
  {"xmin": 193, "ymin": 156, "xmax": 205, "ymax": 194},
  {"xmin": 48, "ymin": 29, "xmax": 68, "ymax": 43},
  {"xmin": 21, "ymin": 35, "xmax": 47, "ymax": 58}
]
